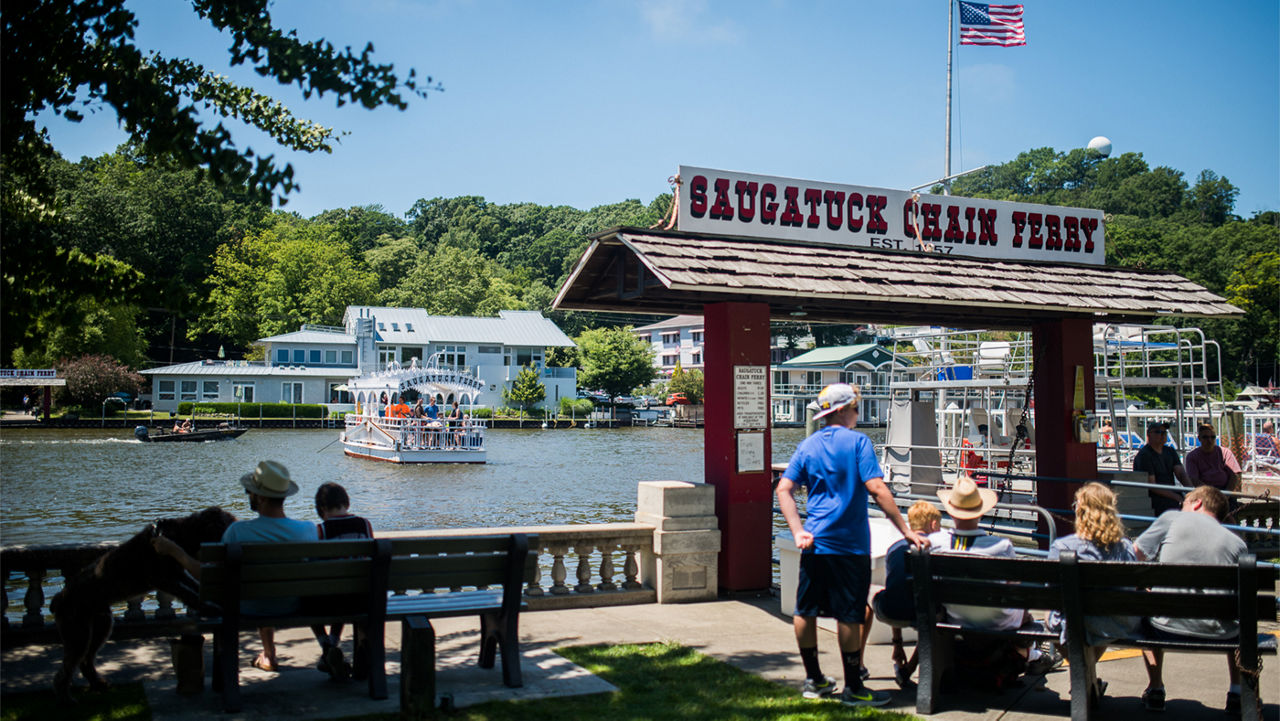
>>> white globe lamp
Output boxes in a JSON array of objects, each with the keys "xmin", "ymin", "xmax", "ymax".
[{"xmin": 1087, "ymin": 136, "xmax": 1112, "ymax": 157}]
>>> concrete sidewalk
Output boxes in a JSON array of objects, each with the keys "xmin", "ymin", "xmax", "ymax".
[{"xmin": 3, "ymin": 597, "xmax": 1276, "ymax": 720}]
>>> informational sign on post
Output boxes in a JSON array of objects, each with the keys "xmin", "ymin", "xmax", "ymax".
[
  {"xmin": 737, "ymin": 430, "xmax": 765, "ymax": 474},
  {"xmin": 733, "ymin": 365, "xmax": 768, "ymax": 429}
]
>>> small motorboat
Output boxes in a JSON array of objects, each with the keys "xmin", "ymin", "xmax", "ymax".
[{"xmin": 134, "ymin": 425, "xmax": 248, "ymax": 443}]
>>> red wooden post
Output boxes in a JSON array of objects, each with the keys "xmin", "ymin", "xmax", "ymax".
[
  {"xmin": 702, "ymin": 302, "xmax": 773, "ymax": 591},
  {"xmin": 1031, "ymin": 318, "xmax": 1097, "ymax": 544}
]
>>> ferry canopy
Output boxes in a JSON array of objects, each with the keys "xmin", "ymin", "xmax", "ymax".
[{"xmin": 553, "ymin": 228, "xmax": 1242, "ymax": 329}]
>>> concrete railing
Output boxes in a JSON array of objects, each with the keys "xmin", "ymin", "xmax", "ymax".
[{"xmin": 1, "ymin": 481, "xmax": 722, "ymax": 637}]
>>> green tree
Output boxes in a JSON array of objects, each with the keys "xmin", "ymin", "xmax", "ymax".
[
  {"xmin": 1222, "ymin": 251, "xmax": 1279, "ymax": 386},
  {"xmin": 1185, "ymin": 170, "xmax": 1238, "ymax": 226},
  {"xmin": 668, "ymin": 368, "xmax": 705, "ymax": 404},
  {"xmin": 13, "ymin": 297, "xmax": 148, "ymax": 369},
  {"xmin": 198, "ymin": 217, "xmax": 378, "ymax": 343},
  {"xmin": 312, "ymin": 205, "xmax": 408, "ymax": 254},
  {"xmin": 54, "ymin": 354, "xmax": 143, "ymax": 410},
  {"xmin": 576, "ymin": 327, "xmax": 656, "ymax": 400},
  {"xmin": 503, "ymin": 364, "xmax": 546, "ymax": 417}
]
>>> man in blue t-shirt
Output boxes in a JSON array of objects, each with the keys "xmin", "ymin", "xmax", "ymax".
[{"xmin": 777, "ymin": 383, "xmax": 926, "ymax": 708}]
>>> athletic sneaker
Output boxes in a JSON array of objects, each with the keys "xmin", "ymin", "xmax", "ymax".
[
  {"xmin": 894, "ymin": 663, "xmax": 917, "ymax": 690},
  {"xmin": 1025, "ymin": 647, "xmax": 1064, "ymax": 675},
  {"xmin": 840, "ymin": 686, "xmax": 892, "ymax": 708},
  {"xmin": 801, "ymin": 675, "xmax": 837, "ymax": 699}
]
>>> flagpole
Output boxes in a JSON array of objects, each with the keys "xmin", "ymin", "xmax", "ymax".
[{"xmin": 944, "ymin": 0, "xmax": 953, "ymax": 195}]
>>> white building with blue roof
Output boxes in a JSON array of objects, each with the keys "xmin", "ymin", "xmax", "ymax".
[{"xmin": 141, "ymin": 307, "xmax": 577, "ymax": 412}]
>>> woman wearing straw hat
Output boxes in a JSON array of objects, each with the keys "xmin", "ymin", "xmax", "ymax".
[{"xmin": 777, "ymin": 383, "xmax": 926, "ymax": 708}]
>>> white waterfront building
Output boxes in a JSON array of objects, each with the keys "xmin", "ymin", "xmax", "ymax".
[{"xmin": 141, "ymin": 307, "xmax": 577, "ymax": 413}]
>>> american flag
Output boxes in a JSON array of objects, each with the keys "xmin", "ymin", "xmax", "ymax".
[{"xmin": 958, "ymin": 1, "xmax": 1025, "ymax": 47}]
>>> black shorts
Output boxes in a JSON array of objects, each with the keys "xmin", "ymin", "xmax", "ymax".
[{"xmin": 796, "ymin": 553, "xmax": 871, "ymax": 624}]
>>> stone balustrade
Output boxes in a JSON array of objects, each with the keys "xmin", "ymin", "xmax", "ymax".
[{"xmin": 2, "ymin": 481, "xmax": 724, "ymax": 638}]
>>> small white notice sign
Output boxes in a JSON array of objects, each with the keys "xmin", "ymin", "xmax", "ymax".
[
  {"xmin": 734, "ymin": 365, "xmax": 768, "ymax": 429},
  {"xmin": 737, "ymin": 431, "xmax": 765, "ymax": 474}
]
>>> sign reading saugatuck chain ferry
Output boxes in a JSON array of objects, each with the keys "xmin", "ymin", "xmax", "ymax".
[{"xmin": 677, "ymin": 165, "xmax": 1106, "ymax": 265}]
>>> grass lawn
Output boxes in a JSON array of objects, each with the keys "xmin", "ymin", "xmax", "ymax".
[
  {"xmin": 1, "ymin": 683, "xmax": 150, "ymax": 721},
  {"xmin": 341, "ymin": 642, "xmax": 917, "ymax": 721},
  {"xmin": 0, "ymin": 643, "xmax": 917, "ymax": 721}
]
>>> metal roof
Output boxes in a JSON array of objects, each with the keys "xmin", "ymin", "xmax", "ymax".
[
  {"xmin": 140, "ymin": 361, "xmax": 351, "ymax": 377},
  {"xmin": 779, "ymin": 344, "xmax": 897, "ymax": 368},
  {"xmin": 553, "ymin": 228, "xmax": 1242, "ymax": 330},
  {"xmin": 343, "ymin": 307, "xmax": 574, "ymax": 347},
  {"xmin": 256, "ymin": 330, "xmax": 355, "ymax": 344},
  {"xmin": 633, "ymin": 315, "xmax": 705, "ymax": 333}
]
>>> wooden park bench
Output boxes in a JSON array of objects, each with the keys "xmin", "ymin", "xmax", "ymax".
[
  {"xmin": 198, "ymin": 533, "xmax": 537, "ymax": 715},
  {"xmin": 910, "ymin": 546, "xmax": 1277, "ymax": 720}
]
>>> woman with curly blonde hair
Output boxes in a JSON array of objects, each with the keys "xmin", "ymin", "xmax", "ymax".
[{"xmin": 1045, "ymin": 482, "xmax": 1139, "ymax": 706}]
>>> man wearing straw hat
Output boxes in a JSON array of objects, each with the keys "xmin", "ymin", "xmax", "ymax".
[
  {"xmin": 777, "ymin": 383, "xmax": 926, "ymax": 708},
  {"xmin": 155, "ymin": 460, "xmax": 315, "ymax": 672},
  {"xmin": 931, "ymin": 475, "xmax": 1058, "ymax": 675}
]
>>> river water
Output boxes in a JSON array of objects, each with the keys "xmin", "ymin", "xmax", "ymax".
[{"xmin": 0, "ymin": 426, "xmax": 885, "ymax": 547}]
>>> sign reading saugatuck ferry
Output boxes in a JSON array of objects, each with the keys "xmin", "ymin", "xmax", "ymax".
[{"xmin": 677, "ymin": 165, "xmax": 1106, "ymax": 265}]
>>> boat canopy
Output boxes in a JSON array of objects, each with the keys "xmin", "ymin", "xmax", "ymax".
[{"xmin": 345, "ymin": 355, "xmax": 485, "ymax": 406}]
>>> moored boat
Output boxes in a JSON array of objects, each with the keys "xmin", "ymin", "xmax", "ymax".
[
  {"xmin": 341, "ymin": 355, "xmax": 487, "ymax": 464},
  {"xmin": 134, "ymin": 425, "xmax": 248, "ymax": 442}
]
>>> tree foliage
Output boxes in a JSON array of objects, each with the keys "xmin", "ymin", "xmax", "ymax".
[
  {"xmin": 576, "ymin": 327, "xmax": 656, "ymax": 399},
  {"xmin": 55, "ymin": 354, "xmax": 143, "ymax": 409},
  {"xmin": 503, "ymin": 364, "xmax": 546, "ymax": 415},
  {"xmin": 668, "ymin": 368, "xmax": 705, "ymax": 404}
]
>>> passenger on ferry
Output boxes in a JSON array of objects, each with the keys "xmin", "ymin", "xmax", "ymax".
[
  {"xmin": 1256, "ymin": 420, "xmax": 1280, "ymax": 470},
  {"xmin": 930, "ymin": 475, "xmax": 1059, "ymax": 676},
  {"xmin": 1185, "ymin": 424, "xmax": 1241, "ymax": 493},
  {"xmin": 865, "ymin": 499, "xmax": 942, "ymax": 690},
  {"xmin": 1134, "ymin": 486, "xmax": 1248, "ymax": 714},
  {"xmin": 1044, "ymin": 483, "xmax": 1139, "ymax": 703},
  {"xmin": 1132, "ymin": 423, "xmax": 1190, "ymax": 515},
  {"xmin": 1098, "ymin": 418, "xmax": 1116, "ymax": 448}
]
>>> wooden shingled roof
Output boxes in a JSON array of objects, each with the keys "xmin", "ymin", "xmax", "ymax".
[{"xmin": 553, "ymin": 228, "xmax": 1241, "ymax": 329}]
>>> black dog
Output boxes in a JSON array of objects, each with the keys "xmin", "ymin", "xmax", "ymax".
[{"xmin": 50, "ymin": 506, "xmax": 235, "ymax": 701}]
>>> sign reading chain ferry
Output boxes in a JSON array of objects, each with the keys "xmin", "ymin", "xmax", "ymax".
[{"xmin": 677, "ymin": 165, "xmax": 1106, "ymax": 265}]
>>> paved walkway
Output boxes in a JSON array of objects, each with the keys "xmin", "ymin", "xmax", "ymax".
[{"xmin": 3, "ymin": 597, "xmax": 1276, "ymax": 720}]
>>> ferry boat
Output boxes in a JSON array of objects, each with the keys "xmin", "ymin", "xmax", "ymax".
[
  {"xmin": 879, "ymin": 324, "xmax": 1280, "ymax": 538},
  {"xmin": 340, "ymin": 355, "xmax": 487, "ymax": 463}
]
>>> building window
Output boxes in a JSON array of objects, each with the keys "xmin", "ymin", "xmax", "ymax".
[
  {"xmin": 325, "ymin": 350, "xmax": 337, "ymax": 364},
  {"xmin": 391, "ymin": 322, "xmax": 400, "ymax": 331},
  {"xmin": 275, "ymin": 349, "xmax": 288, "ymax": 364},
  {"xmin": 341, "ymin": 350, "xmax": 353, "ymax": 365},
  {"xmin": 293, "ymin": 349, "xmax": 305, "ymax": 364},
  {"xmin": 309, "ymin": 349, "xmax": 321, "ymax": 364},
  {"xmin": 691, "ymin": 352, "xmax": 701, "ymax": 365},
  {"xmin": 377, "ymin": 322, "xmax": 385, "ymax": 331},
  {"xmin": 662, "ymin": 354, "xmax": 679, "ymax": 365},
  {"xmin": 773, "ymin": 370, "xmax": 788, "ymax": 387},
  {"xmin": 180, "ymin": 380, "xmax": 198, "ymax": 401},
  {"xmin": 478, "ymin": 345, "xmax": 502, "ymax": 354},
  {"xmin": 839, "ymin": 370, "xmax": 855, "ymax": 384},
  {"xmin": 401, "ymin": 346, "xmax": 423, "ymax": 363},
  {"xmin": 405, "ymin": 323, "xmax": 413, "ymax": 332},
  {"xmin": 439, "ymin": 344, "xmax": 466, "ymax": 369},
  {"xmin": 281, "ymin": 382, "xmax": 303, "ymax": 404},
  {"xmin": 233, "ymin": 383, "xmax": 255, "ymax": 402},
  {"xmin": 691, "ymin": 331, "xmax": 703, "ymax": 344},
  {"xmin": 158, "ymin": 380, "xmax": 175, "ymax": 401},
  {"xmin": 635, "ymin": 333, "xmax": 651, "ymax": 343},
  {"xmin": 328, "ymin": 383, "xmax": 350, "ymax": 404},
  {"xmin": 515, "ymin": 348, "xmax": 542, "ymax": 368},
  {"xmin": 805, "ymin": 371, "xmax": 821, "ymax": 387},
  {"xmin": 378, "ymin": 348, "xmax": 396, "ymax": 365},
  {"xmin": 201, "ymin": 381, "xmax": 219, "ymax": 400},
  {"xmin": 661, "ymin": 332, "xmax": 679, "ymax": 346}
]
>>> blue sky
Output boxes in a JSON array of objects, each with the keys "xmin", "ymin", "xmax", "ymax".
[{"xmin": 42, "ymin": 0, "xmax": 1280, "ymax": 220}]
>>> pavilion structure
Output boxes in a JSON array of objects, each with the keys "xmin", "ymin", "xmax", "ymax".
[{"xmin": 554, "ymin": 184, "xmax": 1240, "ymax": 592}]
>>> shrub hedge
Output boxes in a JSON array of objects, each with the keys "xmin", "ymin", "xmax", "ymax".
[{"xmin": 176, "ymin": 402, "xmax": 327, "ymax": 418}]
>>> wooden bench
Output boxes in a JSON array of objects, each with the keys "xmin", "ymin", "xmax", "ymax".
[
  {"xmin": 198, "ymin": 533, "xmax": 536, "ymax": 715},
  {"xmin": 910, "ymin": 546, "xmax": 1277, "ymax": 720}
]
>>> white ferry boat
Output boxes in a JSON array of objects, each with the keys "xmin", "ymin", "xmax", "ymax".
[{"xmin": 341, "ymin": 355, "xmax": 487, "ymax": 463}]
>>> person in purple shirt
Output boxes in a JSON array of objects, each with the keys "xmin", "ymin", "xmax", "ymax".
[{"xmin": 777, "ymin": 383, "xmax": 925, "ymax": 708}]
